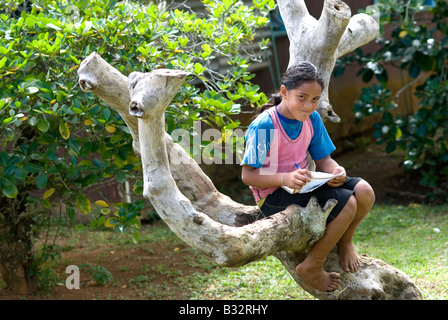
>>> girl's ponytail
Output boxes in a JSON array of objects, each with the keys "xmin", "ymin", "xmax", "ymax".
[{"xmin": 258, "ymin": 93, "xmax": 282, "ymax": 114}]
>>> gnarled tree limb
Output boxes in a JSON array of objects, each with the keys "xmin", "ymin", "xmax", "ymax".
[
  {"xmin": 77, "ymin": 0, "xmax": 422, "ymax": 298},
  {"xmin": 78, "ymin": 53, "xmax": 422, "ymax": 299},
  {"xmin": 78, "ymin": 53, "xmax": 339, "ymax": 268},
  {"xmin": 78, "ymin": 52, "xmax": 263, "ymax": 227},
  {"xmin": 124, "ymin": 69, "xmax": 338, "ymax": 267},
  {"xmin": 277, "ymin": 0, "xmax": 380, "ymax": 123}
]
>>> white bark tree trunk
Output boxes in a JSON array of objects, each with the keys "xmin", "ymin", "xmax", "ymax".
[
  {"xmin": 76, "ymin": 0, "xmax": 423, "ymax": 300},
  {"xmin": 277, "ymin": 0, "xmax": 380, "ymax": 123}
]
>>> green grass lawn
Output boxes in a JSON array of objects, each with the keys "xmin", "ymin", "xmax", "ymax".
[
  {"xmin": 179, "ymin": 203, "xmax": 448, "ymax": 300},
  {"xmin": 20, "ymin": 202, "xmax": 446, "ymax": 300},
  {"xmin": 354, "ymin": 203, "xmax": 448, "ymax": 300}
]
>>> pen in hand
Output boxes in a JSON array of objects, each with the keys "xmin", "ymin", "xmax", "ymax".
[{"xmin": 295, "ymin": 163, "xmax": 312, "ymax": 180}]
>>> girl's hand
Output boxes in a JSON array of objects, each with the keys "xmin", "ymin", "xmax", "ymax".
[
  {"xmin": 283, "ymin": 169, "xmax": 312, "ymax": 190},
  {"xmin": 327, "ymin": 166, "xmax": 346, "ymax": 188}
]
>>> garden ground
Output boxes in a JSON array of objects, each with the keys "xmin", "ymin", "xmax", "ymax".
[{"xmin": 0, "ymin": 143, "xmax": 445, "ymax": 300}]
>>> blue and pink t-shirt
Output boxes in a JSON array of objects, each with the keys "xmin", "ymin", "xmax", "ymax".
[{"xmin": 241, "ymin": 106, "xmax": 336, "ymax": 202}]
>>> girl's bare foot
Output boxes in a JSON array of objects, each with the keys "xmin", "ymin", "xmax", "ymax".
[
  {"xmin": 338, "ymin": 241, "xmax": 360, "ymax": 273},
  {"xmin": 295, "ymin": 256, "xmax": 341, "ymax": 292}
]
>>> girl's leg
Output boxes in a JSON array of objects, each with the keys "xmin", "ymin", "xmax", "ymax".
[
  {"xmin": 295, "ymin": 195, "xmax": 357, "ymax": 292},
  {"xmin": 338, "ymin": 180, "xmax": 375, "ymax": 272}
]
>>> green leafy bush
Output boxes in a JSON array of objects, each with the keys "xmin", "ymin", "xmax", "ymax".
[
  {"xmin": 0, "ymin": 0, "xmax": 272, "ymax": 291},
  {"xmin": 338, "ymin": 0, "xmax": 448, "ymax": 198}
]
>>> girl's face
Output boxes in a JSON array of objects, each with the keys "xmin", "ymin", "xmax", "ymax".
[{"xmin": 278, "ymin": 81, "xmax": 322, "ymax": 122}]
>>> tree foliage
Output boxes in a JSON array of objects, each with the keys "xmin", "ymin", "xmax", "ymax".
[
  {"xmin": 0, "ymin": 0, "xmax": 272, "ymax": 287},
  {"xmin": 337, "ymin": 0, "xmax": 448, "ymax": 198}
]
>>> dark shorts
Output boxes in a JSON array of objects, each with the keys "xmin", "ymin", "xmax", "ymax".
[{"xmin": 260, "ymin": 177, "xmax": 362, "ymax": 224}]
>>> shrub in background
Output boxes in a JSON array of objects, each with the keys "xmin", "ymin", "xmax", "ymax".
[
  {"xmin": 0, "ymin": 0, "xmax": 273, "ymax": 293},
  {"xmin": 336, "ymin": 0, "xmax": 448, "ymax": 200}
]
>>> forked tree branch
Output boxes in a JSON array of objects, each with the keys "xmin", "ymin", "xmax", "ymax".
[
  {"xmin": 78, "ymin": 52, "xmax": 422, "ymax": 299},
  {"xmin": 277, "ymin": 0, "xmax": 380, "ymax": 123},
  {"xmin": 77, "ymin": 0, "xmax": 422, "ymax": 298}
]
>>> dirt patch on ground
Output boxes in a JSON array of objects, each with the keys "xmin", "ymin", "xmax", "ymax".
[
  {"xmin": 333, "ymin": 144, "xmax": 431, "ymax": 205},
  {"xmin": 0, "ymin": 222, "xmax": 207, "ymax": 300},
  {"xmin": 0, "ymin": 144, "xmax": 432, "ymax": 300}
]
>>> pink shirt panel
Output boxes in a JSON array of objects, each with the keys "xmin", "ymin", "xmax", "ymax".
[{"xmin": 250, "ymin": 107, "xmax": 314, "ymax": 202}]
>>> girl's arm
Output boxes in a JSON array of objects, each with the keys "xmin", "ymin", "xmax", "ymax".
[
  {"xmin": 242, "ymin": 165, "xmax": 311, "ymax": 190},
  {"xmin": 315, "ymin": 155, "xmax": 347, "ymax": 187}
]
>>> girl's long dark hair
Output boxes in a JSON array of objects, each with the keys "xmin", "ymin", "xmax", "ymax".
[{"xmin": 258, "ymin": 61, "xmax": 325, "ymax": 114}]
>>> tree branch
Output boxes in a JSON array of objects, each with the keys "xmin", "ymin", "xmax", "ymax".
[
  {"xmin": 336, "ymin": 13, "xmax": 380, "ymax": 58},
  {"xmin": 77, "ymin": 55, "xmax": 263, "ymax": 226},
  {"xmin": 78, "ymin": 52, "xmax": 422, "ymax": 300},
  {"xmin": 276, "ymin": 0, "xmax": 380, "ymax": 123},
  {"xmin": 126, "ymin": 69, "xmax": 338, "ymax": 267},
  {"xmin": 277, "ymin": 0, "xmax": 312, "ymax": 42},
  {"xmin": 78, "ymin": 52, "xmax": 140, "ymax": 155}
]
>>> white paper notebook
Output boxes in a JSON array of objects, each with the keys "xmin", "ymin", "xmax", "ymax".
[{"xmin": 281, "ymin": 171, "xmax": 343, "ymax": 194}]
